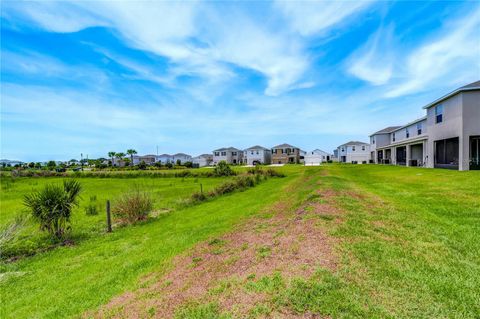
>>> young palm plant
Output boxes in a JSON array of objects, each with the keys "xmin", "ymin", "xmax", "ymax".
[{"xmin": 24, "ymin": 180, "xmax": 82, "ymax": 241}]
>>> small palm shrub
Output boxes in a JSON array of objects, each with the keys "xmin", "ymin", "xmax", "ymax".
[
  {"xmin": 113, "ymin": 190, "xmax": 153, "ymax": 224},
  {"xmin": 23, "ymin": 180, "xmax": 82, "ymax": 240},
  {"xmin": 213, "ymin": 161, "xmax": 235, "ymax": 176}
]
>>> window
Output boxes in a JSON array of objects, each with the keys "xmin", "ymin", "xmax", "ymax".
[
  {"xmin": 362, "ymin": 146, "xmax": 365, "ymax": 151},
  {"xmin": 251, "ymin": 151, "xmax": 254, "ymax": 155},
  {"xmin": 221, "ymin": 151, "xmax": 226, "ymax": 156},
  {"xmin": 392, "ymin": 132, "xmax": 396, "ymax": 142},
  {"xmin": 417, "ymin": 122, "xmax": 422, "ymax": 135},
  {"xmin": 435, "ymin": 104, "xmax": 443, "ymax": 123},
  {"xmin": 435, "ymin": 137, "xmax": 459, "ymax": 168},
  {"xmin": 341, "ymin": 148, "xmax": 344, "ymax": 152},
  {"xmin": 214, "ymin": 152, "xmax": 220, "ymax": 156},
  {"xmin": 372, "ymin": 137, "xmax": 375, "ymax": 144},
  {"xmin": 406, "ymin": 128, "xmax": 410, "ymax": 138},
  {"xmin": 232, "ymin": 152, "xmax": 237, "ymax": 156},
  {"xmin": 352, "ymin": 146, "xmax": 356, "ymax": 151},
  {"xmin": 256, "ymin": 151, "xmax": 259, "ymax": 155}
]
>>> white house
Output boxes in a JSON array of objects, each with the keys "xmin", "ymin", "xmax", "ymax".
[
  {"xmin": 157, "ymin": 154, "xmax": 174, "ymax": 164},
  {"xmin": 172, "ymin": 153, "xmax": 192, "ymax": 164},
  {"xmin": 304, "ymin": 149, "xmax": 332, "ymax": 165},
  {"xmin": 337, "ymin": 141, "xmax": 371, "ymax": 164},
  {"xmin": 212, "ymin": 147, "xmax": 243, "ymax": 165},
  {"xmin": 243, "ymin": 145, "xmax": 271, "ymax": 165},
  {"xmin": 192, "ymin": 154, "xmax": 213, "ymax": 167}
]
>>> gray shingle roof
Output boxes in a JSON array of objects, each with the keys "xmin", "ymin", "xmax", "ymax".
[
  {"xmin": 371, "ymin": 126, "xmax": 402, "ymax": 135},
  {"xmin": 339, "ymin": 141, "xmax": 369, "ymax": 147},
  {"xmin": 272, "ymin": 143, "xmax": 298, "ymax": 149},
  {"xmin": 423, "ymin": 80, "xmax": 480, "ymax": 109},
  {"xmin": 245, "ymin": 145, "xmax": 268, "ymax": 151}
]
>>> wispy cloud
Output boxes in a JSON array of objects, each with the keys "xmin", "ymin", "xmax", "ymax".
[
  {"xmin": 347, "ymin": 24, "xmax": 394, "ymax": 85},
  {"xmin": 274, "ymin": 1, "xmax": 373, "ymax": 36},
  {"xmin": 385, "ymin": 7, "xmax": 480, "ymax": 97}
]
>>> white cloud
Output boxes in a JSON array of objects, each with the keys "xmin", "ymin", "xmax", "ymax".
[
  {"xmin": 347, "ymin": 25, "xmax": 394, "ymax": 85},
  {"xmin": 1, "ymin": 1, "xmax": 369, "ymax": 96},
  {"xmin": 385, "ymin": 7, "xmax": 480, "ymax": 97},
  {"xmin": 274, "ymin": 1, "xmax": 373, "ymax": 36}
]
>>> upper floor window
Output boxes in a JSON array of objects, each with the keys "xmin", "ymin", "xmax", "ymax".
[
  {"xmin": 393, "ymin": 132, "xmax": 396, "ymax": 142},
  {"xmin": 256, "ymin": 151, "xmax": 259, "ymax": 155},
  {"xmin": 352, "ymin": 146, "xmax": 356, "ymax": 151},
  {"xmin": 362, "ymin": 146, "xmax": 365, "ymax": 151},
  {"xmin": 372, "ymin": 137, "xmax": 375, "ymax": 144},
  {"xmin": 341, "ymin": 148, "xmax": 344, "ymax": 152},
  {"xmin": 251, "ymin": 151, "xmax": 254, "ymax": 155},
  {"xmin": 417, "ymin": 122, "xmax": 422, "ymax": 135},
  {"xmin": 406, "ymin": 128, "xmax": 410, "ymax": 138},
  {"xmin": 221, "ymin": 151, "xmax": 226, "ymax": 156},
  {"xmin": 232, "ymin": 152, "xmax": 237, "ymax": 156},
  {"xmin": 435, "ymin": 104, "xmax": 443, "ymax": 123},
  {"xmin": 214, "ymin": 152, "xmax": 220, "ymax": 156}
]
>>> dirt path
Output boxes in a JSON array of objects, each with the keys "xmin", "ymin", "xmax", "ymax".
[{"xmin": 92, "ymin": 176, "xmax": 345, "ymax": 318}]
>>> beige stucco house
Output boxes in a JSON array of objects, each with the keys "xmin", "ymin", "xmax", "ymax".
[{"xmin": 370, "ymin": 81, "xmax": 480, "ymax": 170}]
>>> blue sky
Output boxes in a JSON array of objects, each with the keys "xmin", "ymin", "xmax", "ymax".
[{"xmin": 1, "ymin": 1, "xmax": 479, "ymax": 162}]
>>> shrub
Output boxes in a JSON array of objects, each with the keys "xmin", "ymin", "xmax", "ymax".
[
  {"xmin": 213, "ymin": 161, "xmax": 235, "ymax": 176},
  {"xmin": 23, "ymin": 180, "xmax": 82, "ymax": 240},
  {"xmin": 84, "ymin": 204, "xmax": 99, "ymax": 215},
  {"xmin": 112, "ymin": 190, "xmax": 153, "ymax": 224}
]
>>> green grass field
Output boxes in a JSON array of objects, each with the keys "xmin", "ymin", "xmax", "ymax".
[{"xmin": 1, "ymin": 165, "xmax": 479, "ymax": 318}]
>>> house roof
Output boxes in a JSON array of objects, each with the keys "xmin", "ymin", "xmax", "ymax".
[
  {"xmin": 423, "ymin": 80, "xmax": 480, "ymax": 109},
  {"xmin": 272, "ymin": 143, "xmax": 298, "ymax": 149},
  {"xmin": 173, "ymin": 153, "xmax": 190, "ymax": 157},
  {"xmin": 141, "ymin": 154, "xmax": 157, "ymax": 157},
  {"xmin": 370, "ymin": 126, "xmax": 402, "ymax": 136},
  {"xmin": 195, "ymin": 154, "xmax": 212, "ymax": 158},
  {"xmin": 158, "ymin": 153, "xmax": 172, "ymax": 157},
  {"xmin": 338, "ymin": 141, "xmax": 369, "ymax": 147},
  {"xmin": 245, "ymin": 145, "xmax": 269, "ymax": 151},
  {"xmin": 213, "ymin": 147, "xmax": 241, "ymax": 152}
]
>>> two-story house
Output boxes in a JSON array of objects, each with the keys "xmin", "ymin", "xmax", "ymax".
[
  {"xmin": 243, "ymin": 145, "xmax": 271, "ymax": 165},
  {"xmin": 271, "ymin": 143, "xmax": 300, "ymax": 164},
  {"xmin": 157, "ymin": 154, "xmax": 174, "ymax": 164},
  {"xmin": 212, "ymin": 147, "xmax": 243, "ymax": 165},
  {"xmin": 336, "ymin": 141, "xmax": 370, "ymax": 164},
  {"xmin": 370, "ymin": 81, "xmax": 480, "ymax": 170},
  {"xmin": 172, "ymin": 153, "xmax": 192, "ymax": 164}
]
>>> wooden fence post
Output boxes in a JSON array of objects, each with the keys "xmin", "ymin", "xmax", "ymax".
[{"xmin": 106, "ymin": 200, "xmax": 112, "ymax": 233}]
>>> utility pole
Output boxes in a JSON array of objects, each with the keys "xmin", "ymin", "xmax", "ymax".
[{"xmin": 81, "ymin": 153, "xmax": 84, "ymax": 171}]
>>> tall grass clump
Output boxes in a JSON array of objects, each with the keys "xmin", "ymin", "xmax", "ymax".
[
  {"xmin": 23, "ymin": 180, "xmax": 82, "ymax": 240},
  {"xmin": 0, "ymin": 214, "xmax": 28, "ymax": 256},
  {"xmin": 112, "ymin": 189, "xmax": 154, "ymax": 224}
]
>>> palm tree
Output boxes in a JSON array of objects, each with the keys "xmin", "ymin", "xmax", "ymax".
[
  {"xmin": 108, "ymin": 152, "xmax": 116, "ymax": 167},
  {"xmin": 115, "ymin": 152, "xmax": 126, "ymax": 166},
  {"xmin": 126, "ymin": 149, "xmax": 137, "ymax": 166}
]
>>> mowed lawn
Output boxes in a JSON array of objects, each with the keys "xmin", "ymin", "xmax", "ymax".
[{"xmin": 1, "ymin": 165, "xmax": 479, "ymax": 318}]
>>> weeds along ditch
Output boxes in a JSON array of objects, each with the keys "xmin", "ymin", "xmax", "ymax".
[{"xmin": 0, "ymin": 167, "xmax": 285, "ymax": 261}]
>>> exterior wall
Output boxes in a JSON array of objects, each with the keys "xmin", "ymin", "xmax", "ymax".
[
  {"xmin": 193, "ymin": 156, "xmax": 212, "ymax": 167},
  {"xmin": 462, "ymin": 91, "xmax": 480, "ymax": 170},
  {"xmin": 425, "ymin": 93, "xmax": 463, "ymax": 169},
  {"xmin": 158, "ymin": 155, "xmax": 174, "ymax": 164},
  {"xmin": 271, "ymin": 147, "xmax": 300, "ymax": 164},
  {"xmin": 172, "ymin": 154, "xmax": 192, "ymax": 164},
  {"xmin": 244, "ymin": 149, "xmax": 271, "ymax": 165},
  {"xmin": 337, "ymin": 144, "xmax": 370, "ymax": 163},
  {"xmin": 370, "ymin": 134, "xmax": 391, "ymax": 163},
  {"xmin": 304, "ymin": 154, "xmax": 323, "ymax": 165}
]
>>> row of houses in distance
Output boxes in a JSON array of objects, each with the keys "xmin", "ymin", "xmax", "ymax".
[
  {"xmin": 334, "ymin": 80, "xmax": 480, "ymax": 171},
  {"xmin": 210, "ymin": 144, "xmax": 333, "ymax": 166}
]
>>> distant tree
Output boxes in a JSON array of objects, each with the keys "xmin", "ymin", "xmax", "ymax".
[
  {"xmin": 184, "ymin": 161, "xmax": 193, "ymax": 168},
  {"xmin": 126, "ymin": 149, "xmax": 137, "ymax": 166},
  {"xmin": 47, "ymin": 161, "xmax": 56, "ymax": 170},
  {"xmin": 138, "ymin": 161, "xmax": 147, "ymax": 170},
  {"xmin": 35, "ymin": 162, "xmax": 42, "ymax": 169},
  {"xmin": 108, "ymin": 152, "xmax": 116, "ymax": 166},
  {"xmin": 24, "ymin": 180, "xmax": 82, "ymax": 240},
  {"xmin": 176, "ymin": 159, "xmax": 181, "ymax": 166},
  {"xmin": 165, "ymin": 162, "xmax": 173, "ymax": 169},
  {"xmin": 28, "ymin": 162, "xmax": 35, "ymax": 168},
  {"xmin": 1, "ymin": 163, "xmax": 6, "ymax": 168},
  {"xmin": 115, "ymin": 153, "xmax": 126, "ymax": 167}
]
